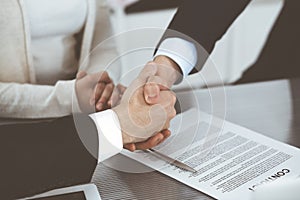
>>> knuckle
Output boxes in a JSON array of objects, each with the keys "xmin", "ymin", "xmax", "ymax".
[
  {"xmin": 166, "ymin": 92, "xmax": 176, "ymax": 105},
  {"xmin": 171, "ymin": 109, "xmax": 177, "ymax": 118},
  {"xmin": 96, "ymin": 84, "xmax": 103, "ymax": 92},
  {"xmin": 164, "ymin": 122, "xmax": 170, "ymax": 129},
  {"xmin": 107, "ymin": 83, "xmax": 114, "ymax": 90},
  {"xmin": 100, "ymin": 97, "xmax": 108, "ymax": 102},
  {"xmin": 172, "ymin": 94, "xmax": 176, "ymax": 104},
  {"xmin": 146, "ymin": 61, "xmax": 156, "ymax": 66}
]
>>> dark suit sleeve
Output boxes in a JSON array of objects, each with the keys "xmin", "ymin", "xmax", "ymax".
[
  {"xmin": 161, "ymin": 0, "xmax": 251, "ymax": 72},
  {"xmin": 0, "ymin": 115, "xmax": 98, "ymax": 199}
]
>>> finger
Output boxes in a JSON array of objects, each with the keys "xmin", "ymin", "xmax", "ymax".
[
  {"xmin": 100, "ymin": 83, "xmax": 114, "ymax": 103},
  {"xmin": 134, "ymin": 133, "xmax": 164, "ymax": 150},
  {"xmin": 155, "ymin": 137, "xmax": 167, "ymax": 146},
  {"xmin": 123, "ymin": 143, "xmax": 136, "ymax": 152},
  {"xmin": 144, "ymin": 82, "xmax": 160, "ymax": 104},
  {"xmin": 144, "ymin": 75, "xmax": 170, "ymax": 104},
  {"xmin": 90, "ymin": 82, "xmax": 105, "ymax": 106},
  {"xmin": 171, "ymin": 91, "xmax": 177, "ymax": 105},
  {"xmin": 117, "ymin": 84, "xmax": 127, "ymax": 95},
  {"xmin": 160, "ymin": 107, "xmax": 176, "ymax": 130},
  {"xmin": 96, "ymin": 83, "xmax": 114, "ymax": 110},
  {"xmin": 154, "ymin": 129, "xmax": 171, "ymax": 147},
  {"xmin": 161, "ymin": 129, "xmax": 171, "ymax": 138},
  {"xmin": 90, "ymin": 71, "xmax": 112, "ymax": 84},
  {"xmin": 124, "ymin": 130, "xmax": 171, "ymax": 152},
  {"xmin": 76, "ymin": 71, "xmax": 87, "ymax": 80},
  {"xmin": 157, "ymin": 90, "xmax": 177, "ymax": 106},
  {"xmin": 114, "ymin": 98, "xmax": 122, "ymax": 107},
  {"xmin": 163, "ymin": 91, "xmax": 177, "ymax": 115},
  {"xmin": 171, "ymin": 108, "xmax": 177, "ymax": 119},
  {"xmin": 108, "ymin": 87, "xmax": 120, "ymax": 107},
  {"xmin": 163, "ymin": 121, "xmax": 171, "ymax": 130},
  {"xmin": 108, "ymin": 83, "xmax": 127, "ymax": 107},
  {"xmin": 147, "ymin": 92, "xmax": 175, "ymax": 134},
  {"xmin": 154, "ymin": 91, "xmax": 176, "ymax": 127}
]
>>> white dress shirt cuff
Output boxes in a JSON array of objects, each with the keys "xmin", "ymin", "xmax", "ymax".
[
  {"xmin": 89, "ymin": 110, "xmax": 123, "ymax": 163},
  {"xmin": 154, "ymin": 37, "xmax": 198, "ymax": 78}
]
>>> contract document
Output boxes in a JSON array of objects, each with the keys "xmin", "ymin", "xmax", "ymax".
[{"xmin": 121, "ymin": 109, "xmax": 300, "ymax": 200}]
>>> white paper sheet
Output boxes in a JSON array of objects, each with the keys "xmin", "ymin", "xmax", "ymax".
[{"xmin": 121, "ymin": 109, "xmax": 300, "ymax": 200}]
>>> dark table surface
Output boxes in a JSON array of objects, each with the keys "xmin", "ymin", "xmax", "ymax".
[{"xmin": 92, "ymin": 78, "xmax": 300, "ymax": 200}]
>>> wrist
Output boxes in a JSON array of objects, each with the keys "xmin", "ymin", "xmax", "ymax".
[
  {"xmin": 112, "ymin": 105, "xmax": 133, "ymax": 144},
  {"xmin": 153, "ymin": 55, "xmax": 182, "ymax": 86}
]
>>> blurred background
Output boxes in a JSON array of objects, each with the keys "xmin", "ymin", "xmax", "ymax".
[{"xmin": 106, "ymin": 0, "xmax": 283, "ymax": 90}]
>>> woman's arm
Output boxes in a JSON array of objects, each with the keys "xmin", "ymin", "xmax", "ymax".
[
  {"xmin": 0, "ymin": 70, "xmax": 115, "ymax": 119},
  {"xmin": 0, "ymin": 81, "xmax": 75, "ymax": 119}
]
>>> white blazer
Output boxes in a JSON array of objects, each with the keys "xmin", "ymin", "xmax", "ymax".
[{"xmin": 0, "ymin": 0, "xmax": 120, "ymax": 118}]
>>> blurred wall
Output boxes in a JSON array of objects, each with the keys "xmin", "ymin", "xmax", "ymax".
[{"xmin": 108, "ymin": 0, "xmax": 284, "ymax": 90}]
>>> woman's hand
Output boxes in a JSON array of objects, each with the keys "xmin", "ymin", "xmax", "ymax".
[
  {"xmin": 93, "ymin": 81, "xmax": 114, "ymax": 111},
  {"xmin": 108, "ymin": 84, "xmax": 127, "ymax": 108},
  {"xmin": 75, "ymin": 71, "xmax": 115, "ymax": 113}
]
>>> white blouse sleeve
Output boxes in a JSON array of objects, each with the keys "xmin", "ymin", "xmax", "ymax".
[{"xmin": 0, "ymin": 80, "xmax": 75, "ymax": 119}]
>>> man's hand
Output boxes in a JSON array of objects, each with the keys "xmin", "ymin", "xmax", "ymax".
[
  {"xmin": 112, "ymin": 64, "xmax": 177, "ymax": 145},
  {"xmin": 75, "ymin": 71, "xmax": 114, "ymax": 113},
  {"xmin": 144, "ymin": 56, "xmax": 182, "ymax": 104},
  {"xmin": 123, "ymin": 130, "xmax": 171, "ymax": 152},
  {"xmin": 107, "ymin": 83, "xmax": 172, "ymax": 151},
  {"xmin": 121, "ymin": 58, "xmax": 181, "ymax": 151},
  {"xmin": 116, "ymin": 60, "xmax": 179, "ymax": 151}
]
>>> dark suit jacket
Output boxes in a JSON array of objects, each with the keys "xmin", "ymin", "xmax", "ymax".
[{"xmin": 163, "ymin": 0, "xmax": 300, "ymax": 82}]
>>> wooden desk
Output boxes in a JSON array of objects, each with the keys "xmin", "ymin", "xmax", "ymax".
[{"xmin": 92, "ymin": 79, "xmax": 300, "ymax": 200}]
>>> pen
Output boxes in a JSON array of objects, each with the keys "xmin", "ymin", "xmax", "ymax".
[{"xmin": 145, "ymin": 148, "xmax": 197, "ymax": 173}]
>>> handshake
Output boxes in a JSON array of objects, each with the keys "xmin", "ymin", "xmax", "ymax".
[{"xmin": 75, "ymin": 57, "xmax": 181, "ymax": 152}]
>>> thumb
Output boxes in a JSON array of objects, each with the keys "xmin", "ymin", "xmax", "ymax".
[{"xmin": 144, "ymin": 75, "xmax": 169, "ymax": 105}]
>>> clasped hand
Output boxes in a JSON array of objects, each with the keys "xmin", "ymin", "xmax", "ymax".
[{"xmin": 75, "ymin": 63, "xmax": 176, "ymax": 151}]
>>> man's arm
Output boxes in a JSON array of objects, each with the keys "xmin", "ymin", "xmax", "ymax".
[
  {"xmin": 158, "ymin": 0, "xmax": 251, "ymax": 72},
  {"xmin": 144, "ymin": 0, "xmax": 251, "ymax": 103}
]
